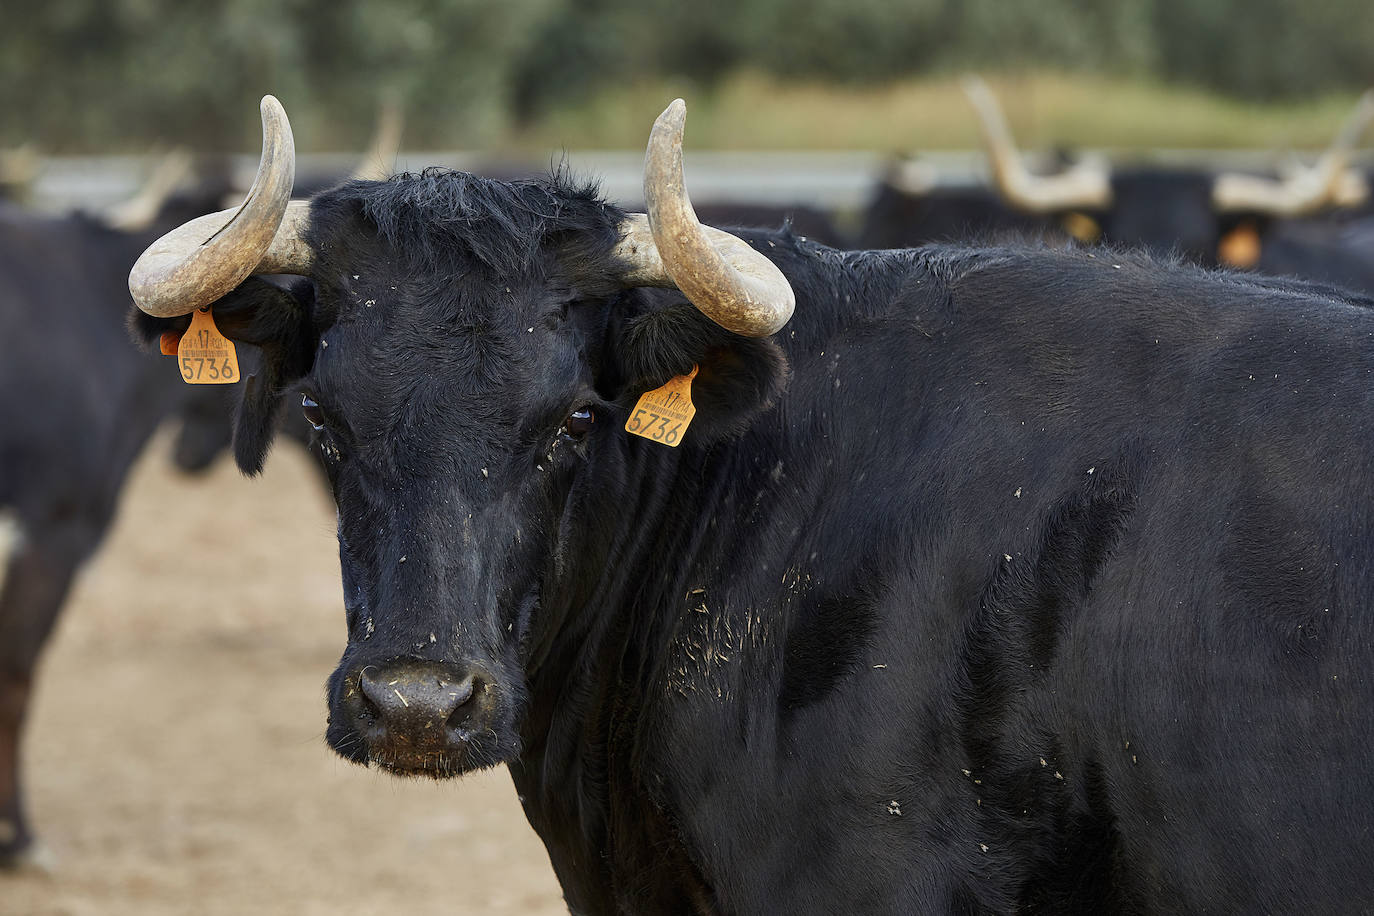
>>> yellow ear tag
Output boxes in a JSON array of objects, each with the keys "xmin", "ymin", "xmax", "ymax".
[
  {"xmin": 626, "ymin": 366, "xmax": 698, "ymax": 447},
  {"xmin": 174, "ymin": 307, "xmax": 240, "ymax": 385},
  {"xmin": 1218, "ymin": 223, "xmax": 1262, "ymax": 268}
]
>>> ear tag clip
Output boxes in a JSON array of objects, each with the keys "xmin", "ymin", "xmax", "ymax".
[
  {"xmin": 626, "ymin": 365, "xmax": 698, "ymax": 447},
  {"xmin": 172, "ymin": 307, "xmax": 239, "ymax": 385}
]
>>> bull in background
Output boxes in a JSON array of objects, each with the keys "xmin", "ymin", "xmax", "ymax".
[
  {"xmin": 956, "ymin": 77, "xmax": 1374, "ymax": 283},
  {"xmin": 856, "ymin": 155, "xmax": 1058, "ymax": 249},
  {"xmin": 0, "ymin": 169, "xmax": 229, "ymax": 869},
  {"xmin": 128, "ymin": 96, "xmax": 1374, "ymax": 913},
  {"xmin": 0, "ymin": 113, "xmax": 396, "ymax": 868}
]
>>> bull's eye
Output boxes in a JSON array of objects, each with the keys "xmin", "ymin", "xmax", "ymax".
[
  {"xmin": 302, "ymin": 393, "xmax": 327, "ymax": 431},
  {"xmin": 562, "ymin": 407, "xmax": 595, "ymax": 441}
]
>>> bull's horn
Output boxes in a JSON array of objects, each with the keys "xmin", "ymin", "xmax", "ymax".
[
  {"xmin": 962, "ymin": 76, "xmax": 1112, "ymax": 213},
  {"xmin": 129, "ymin": 95, "xmax": 314, "ymax": 318},
  {"xmin": 1213, "ymin": 89, "xmax": 1374, "ymax": 215},
  {"xmin": 612, "ymin": 99, "xmax": 795, "ymax": 337},
  {"xmin": 351, "ymin": 98, "xmax": 403, "ymax": 181},
  {"xmin": 101, "ymin": 148, "xmax": 194, "ymax": 232}
]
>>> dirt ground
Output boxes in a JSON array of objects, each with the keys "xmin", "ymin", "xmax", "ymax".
[{"xmin": 2, "ymin": 430, "xmax": 567, "ymax": 916}]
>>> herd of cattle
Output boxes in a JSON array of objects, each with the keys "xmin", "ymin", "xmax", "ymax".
[{"xmin": 4, "ymin": 82, "xmax": 1374, "ymax": 913}]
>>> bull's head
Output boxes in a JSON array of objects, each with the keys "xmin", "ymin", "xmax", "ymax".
[{"xmin": 127, "ymin": 97, "xmax": 793, "ymax": 777}]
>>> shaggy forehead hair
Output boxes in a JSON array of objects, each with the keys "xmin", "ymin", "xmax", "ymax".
[{"xmin": 310, "ymin": 167, "xmax": 629, "ymax": 279}]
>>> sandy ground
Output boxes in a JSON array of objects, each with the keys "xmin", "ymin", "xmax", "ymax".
[{"xmin": 2, "ymin": 430, "xmax": 567, "ymax": 916}]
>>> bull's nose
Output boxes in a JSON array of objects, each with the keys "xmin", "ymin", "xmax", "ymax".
[{"xmin": 355, "ymin": 660, "xmax": 481, "ymax": 746}]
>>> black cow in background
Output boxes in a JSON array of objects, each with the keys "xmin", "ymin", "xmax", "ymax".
[
  {"xmin": 856, "ymin": 162, "xmax": 1057, "ymax": 249},
  {"xmin": 0, "ymin": 175, "xmax": 325, "ymax": 872},
  {"xmin": 954, "ymin": 78, "xmax": 1374, "ymax": 276},
  {"xmin": 0, "ymin": 109, "xmax": 398, "ymax": 870},
  {"xmin": 0, "ymin": 173, "xmax": 253, "ymax": 869},
  {"xmin": 129, "ymin": 96, "xmax": 1374, "ymax": 914},
  {"xmin": 862, "ymin": 79, "xmax": 1374, "ymax": 282}
]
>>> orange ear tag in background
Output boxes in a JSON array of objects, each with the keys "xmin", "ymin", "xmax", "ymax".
[
  {"xmin": 173, "ymin": 307, "xmax": 240, "ymax": 384},
  {"xmin": 626, "ymin": 365, "xmax": 698, "ymax": 447}
]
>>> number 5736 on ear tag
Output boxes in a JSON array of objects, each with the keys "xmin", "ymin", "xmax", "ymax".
[
  {"xmin": 626, "ymin": 365, "xmax": 697, "ymax": 447},
  {"xmin": 171, "ymin": 307, "xmax": 239, "ymax": 385}
]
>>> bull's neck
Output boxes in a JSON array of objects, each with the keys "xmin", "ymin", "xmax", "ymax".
[
  {"xmin": 511, "ymin": 435, "xmax": 759, "ymax": 907},
  {"xmin": 509, "ymin": 241, "xmax": 940, "ymax": 904}
]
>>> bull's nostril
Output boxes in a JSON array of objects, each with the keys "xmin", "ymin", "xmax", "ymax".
[
  {"xmin": 444, "ymin": 674, "xmax": 479, "ymax": 729},
  {"xmin": 357, "ymin": 666, "xmax": 386, "ymax": 715},
  {"xmin": 443, "ymin": 674, "xmax": 475, "ymax": 708}
]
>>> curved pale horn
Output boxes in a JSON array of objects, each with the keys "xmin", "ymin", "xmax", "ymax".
[
  {"xmin": 351, "ymin": 98, "xmax": 403, "ymax": 181},
  {"xmin": 1214, "ymin": 89, "xmax": 1374, "ymax": 215},
  {"xmin": 613, "ymin": 99, "xmax": 795, "ymax": 337},
  {"xmin": 962, "ymin": 76, "xmax": 1112, "ymax": 213},
  {"xmin": 129, "ymin": 95, "xmax": 313, "ymax": 318},
  {"xmin": 101, "ymin": 148, "xmax": 193, "ymax": 232}
]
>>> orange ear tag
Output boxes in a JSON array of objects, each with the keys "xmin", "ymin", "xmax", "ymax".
[
  {"xmin": 626, "ymin": 366, "xmax": 698, "ymax": 447},
  {"xmin": 173, "ymin": 308, "xmax": 240, "ymax": 384}
]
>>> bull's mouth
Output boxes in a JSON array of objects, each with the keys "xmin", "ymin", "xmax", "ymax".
[
  {"xmin": 366, "ymin": 750, "xmax": 469, "ymax": 780},
  {"xmin": 327, "ymin": 726, "xmax": 512, "ymax": 779}
]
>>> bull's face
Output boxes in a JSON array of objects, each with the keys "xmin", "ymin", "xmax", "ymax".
[
  {"xmin": 126, "ymin": 98, "xmax": 791, "ymax": 780},
  {"xmin": 304, "ymin": 212, "xmax": 622, "ymax": 776}
]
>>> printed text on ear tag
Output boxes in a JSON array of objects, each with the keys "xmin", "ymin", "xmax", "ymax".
[
  {"xmin": 626, "ymin": 365, "xmax": 698, "ymax": 447},
  {"xmin": 175, "ymin": 307, "xmax": 239, "ymax": 384}
]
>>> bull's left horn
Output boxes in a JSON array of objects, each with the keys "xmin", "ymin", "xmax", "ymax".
[
  {"xmin": 128, "ymin": 95, "xmax": 314, "ymax": 318},
  {"xmin": 613, "ymin": 99, "xmax": 795, "ymax": 337}
]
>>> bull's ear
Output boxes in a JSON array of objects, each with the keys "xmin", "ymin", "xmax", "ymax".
[
  {"xmin": 614, "ymin": 302, "xmax": 789, "ymax": 442},
  {"xmin": 127, "ymin": 276, "xmax": 318, "ymax": 475}
]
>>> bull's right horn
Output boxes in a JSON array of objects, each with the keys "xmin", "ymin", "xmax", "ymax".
[
  {"xmin": 963, "ymin": 76, "xmax": 1113, "ymax": 213},
  {"xmin": 128, "ymin": 95, "xmax": 314, "ymax": 318},
  {"xmin": 612, "ymin": 99, "xmax": 795, "ymax": 337}
]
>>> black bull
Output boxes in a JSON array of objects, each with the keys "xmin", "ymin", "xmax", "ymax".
[
  {"xmin": 0, "ymin": 199, "xmax": 316, "ymax": 869},
  {"xmin": 133, "ymin": 171, "xmax": 1374, "ymax": 913}
]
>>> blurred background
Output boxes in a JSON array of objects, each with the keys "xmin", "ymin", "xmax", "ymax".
[
  {"xmin": 3, "ymin": 0, "xmax": 1374, "ymax": 152},
  {"xmin": 2, "ymin": 2, "xmax": 1373, "ymax": 914}
]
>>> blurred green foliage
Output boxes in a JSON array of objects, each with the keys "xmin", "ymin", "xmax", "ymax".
[{"xmin": 1, "ymin": 0, "xmax": 1370, "ymax": 150}]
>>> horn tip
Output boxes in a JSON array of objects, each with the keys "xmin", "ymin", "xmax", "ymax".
[
  {"xmin": 658, "ymin": 98, "xmax": 687, "ymax": 126},
  {"xmin": 260, "ymin": 95, "xmax": 287, "ymax": 121}
]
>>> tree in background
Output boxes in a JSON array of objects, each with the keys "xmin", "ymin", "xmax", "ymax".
[{"xmin": 1, "ymin": 0, "xmax": 1370, "ymax": 150}]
